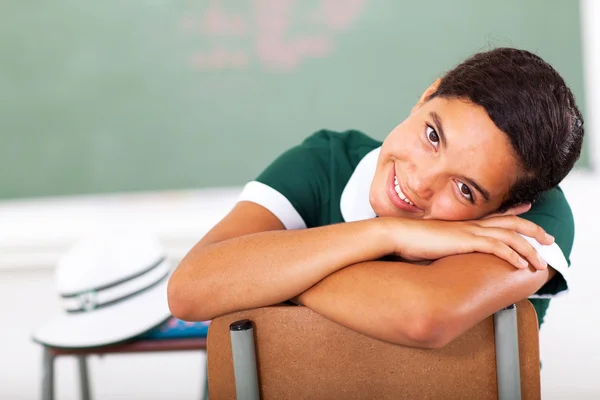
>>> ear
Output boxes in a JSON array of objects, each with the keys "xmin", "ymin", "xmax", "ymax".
[{"xmin": 411, "ymin": 78, "xmax": 442, "ymax": 114}]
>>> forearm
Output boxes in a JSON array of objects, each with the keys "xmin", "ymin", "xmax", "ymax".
[
  {"xmin": 297, "ymin": 254, "xmax": 553, "ymax": 348},
  {"xmin": 168, "ymin": 219, "xmax": 391, "ymax": 321},
  {"xmin": 295, "ymin": 260, "xmax": 436, "ymax": 348}
]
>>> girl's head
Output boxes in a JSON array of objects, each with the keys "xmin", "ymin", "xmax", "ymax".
[{"xmin": 370, "ymin": 47, "xmax": 584, "ymax": 221}]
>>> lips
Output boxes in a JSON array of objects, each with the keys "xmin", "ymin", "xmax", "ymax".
[
  {"xmin": 393, "ymin": 175, "xmax": 415, "ymax": 206},
  {"xmin": 387, "ymin": 166, "xmax": 422, "ymax": 213}
]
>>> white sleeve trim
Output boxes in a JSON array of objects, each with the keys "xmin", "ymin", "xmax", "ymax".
[
  {"xmin": 522, "ymin": 234, "xmax": 571, "ymax": 299},
  {"xmin": 237, "ymin": 181, "xmax": 307, "ymax": 230}
]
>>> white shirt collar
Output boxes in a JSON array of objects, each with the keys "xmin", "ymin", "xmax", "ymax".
[{"xmin": 340, "ymin": 147, "xmax": 380, "ymax": 222}]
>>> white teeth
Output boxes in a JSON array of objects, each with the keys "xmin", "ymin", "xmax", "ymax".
[{"xmin": 393, "ymin": 176, "xmax": 414, "ymax": 206}]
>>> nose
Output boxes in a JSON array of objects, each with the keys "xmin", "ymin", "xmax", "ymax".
[{"xmin": 407, "ymin": 164, "xmax": 437, "ymax": 201}]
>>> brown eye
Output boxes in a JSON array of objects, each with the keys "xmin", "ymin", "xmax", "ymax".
[
  {"xmin": 426, "ymin": 125, "xmax": 439, "ymax": 147},
  {"xmin": 457, "ymin": 182, "xmax": 474, "ymax": 203}
]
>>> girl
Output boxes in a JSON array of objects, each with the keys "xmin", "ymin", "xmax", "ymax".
[{"xmin": 168, "ymin": 47, "xmax": 584, "ymax": 348}]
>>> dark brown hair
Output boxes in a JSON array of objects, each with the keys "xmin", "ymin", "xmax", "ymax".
[{"xmin": 428, "ymin": 47, "xmax": 584, "ymax": 210}]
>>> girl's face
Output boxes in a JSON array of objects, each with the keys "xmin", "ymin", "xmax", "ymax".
[{"xmin": 370, "ymin": 83, "xmax": 523, "ymax": 221}]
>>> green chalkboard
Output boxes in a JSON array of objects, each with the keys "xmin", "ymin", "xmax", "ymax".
[{"xmin": 0, "ymin": 0, "xmax": 586, "ymax": 200}]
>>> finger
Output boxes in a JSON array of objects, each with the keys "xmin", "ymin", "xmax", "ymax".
[
  {"xmin": 474, "ymin": 227, "xmax": 547, "ymax": 270},
  {"xmin": 476, "ymin": 215, "xmax": 554, "ymax": 245},
  {"xmin": 501, "ymin": 203, "xmax": 532, "ymax": 216},
  {"xmin": 475, "ymin": 237, "xmax": 530, "ymax": 269},
  {"xmin": 481, "ymin": 211, "xmax": 502, "ymax": 220},
  {"xmin": 481, "ymin": 203, "xmax": 531, "ymax": 220}
]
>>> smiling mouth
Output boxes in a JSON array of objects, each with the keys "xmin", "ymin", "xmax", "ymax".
[{"xmin": 393, "ymin": 175, "xmax": 416, "ymax": 207}]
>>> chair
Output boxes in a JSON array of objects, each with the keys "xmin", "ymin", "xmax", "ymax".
[
  {"xmin": 206, "ymin": 299, "xmax": 540, "ymax": 400},
  {"xmin": 39, "ymin": 318, "xmax": 210, "ymax": 400}
]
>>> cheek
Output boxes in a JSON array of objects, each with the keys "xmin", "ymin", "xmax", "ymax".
[
  {"xmin": 384, "ymin": 126, "xmax": 425, "ymax": 163},
  {"xmin": 428, "ymin": 193, "xmax": 474, "ymax": 221},
  {"xmin": 369, "ymin": 158, "xmax": 392, "ymax": 215}
]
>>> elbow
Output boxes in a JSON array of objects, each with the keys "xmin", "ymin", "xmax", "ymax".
[
  {"xmin": 393, "ymin": 307, "xmax": 452, "ymax": 350},
  {"xmin": 166, "ymin": 272, "xmax": 193, "ymax": 321},
  {"xmin": 167, "ymin": 266, "xmax": 212, "ymax": 322},
  {"xmin": 401, "ymin": 317, "xmax": 447, "ymax": 350}
]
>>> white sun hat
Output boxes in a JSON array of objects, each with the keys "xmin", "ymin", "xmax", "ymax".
[{"xmin": 32, "ymin": 228, "xmax": 173, "ymax": 349}]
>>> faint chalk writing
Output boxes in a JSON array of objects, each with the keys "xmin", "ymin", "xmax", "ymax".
[
  {"xmin": 191, "ymin": 47, "xmax": 249, "ymax": 69},
  {"xmin": 184, "ymin": 0, "xmax": 367, "ymax": 71}
]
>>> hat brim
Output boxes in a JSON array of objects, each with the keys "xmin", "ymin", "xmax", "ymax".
[{"xmin": 32, "ymin": 274, "xmax": 171, "ymax": 349}]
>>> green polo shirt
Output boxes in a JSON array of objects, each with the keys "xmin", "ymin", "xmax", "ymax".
[{"xmin": 238, "ymin": 130, "xmax": 574, "ymax": 327}]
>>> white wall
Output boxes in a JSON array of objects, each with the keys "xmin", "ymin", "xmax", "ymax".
[{"xmin": 538, "ymin": 174, "xmax": 600, "ymax": 399}]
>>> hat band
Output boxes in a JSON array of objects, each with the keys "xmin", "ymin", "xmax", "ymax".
[{"xmin": 61, "ymin": 257, "xmax": 170, "ymax": 313}]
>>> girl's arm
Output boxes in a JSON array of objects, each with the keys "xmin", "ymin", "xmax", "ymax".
[
  {"xmin": 294, "ymin": 254, "xmax": 555, "ymax": 349},
  {"xmin": 167, "ymin": 201, "xmax": 392, "ymax": 321},
  {"xmin": 167, "ymin": 201, "xmax": 550, "ymax": 321}
]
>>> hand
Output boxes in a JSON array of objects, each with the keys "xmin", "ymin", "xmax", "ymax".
[
  {"xmin": 383, "ymin": 208, "xmax": 554, "ymax": 270},
  {"xmin": 482, "ymin": 202, "xmax": 532, "ymax": 220}
]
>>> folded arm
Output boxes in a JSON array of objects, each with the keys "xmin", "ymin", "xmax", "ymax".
[
  {"xmin": 295, "ymin": 254, "xmax": 555, "ymax": 349},
  {"xmin": 168, "ymin": 201, "xmax": 555, "ymax": 330}
]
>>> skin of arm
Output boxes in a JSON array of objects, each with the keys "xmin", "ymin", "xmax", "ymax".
[
  {"xmin": 168, "ymin": 200, "xmax": 554, "ymax": 338},
  {"xmin": 294, "ymin": 255, "xmax": 556, "ymax": 349},
  {"xmin": 167, "ymin": 201, "xmax": 393, "ymax": 321}
]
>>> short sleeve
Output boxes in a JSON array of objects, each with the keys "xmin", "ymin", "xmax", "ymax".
[
  {"xmin": 237, "ymin": 131, "xmax": 332, "ymax": 229},
  {"xmin": 520, "ymin": 186, "xmax": 575, "ymax": 298}
]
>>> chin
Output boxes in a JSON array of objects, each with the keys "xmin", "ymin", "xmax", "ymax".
[{"xmin": 369, "ymin": 193, "xmax": 388, "ymax": 217}]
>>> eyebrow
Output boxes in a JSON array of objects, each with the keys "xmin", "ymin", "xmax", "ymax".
[
  {"xmin": 463, "ymin": 177, "xmax": 491, "ymax": 203},
  {"xmin": 429, "ymin": 111, "xmax": 447, "ymax": 148},
  {"xmin": 429, "ymin": 111, "xmax": 491, "ymax": 203}
]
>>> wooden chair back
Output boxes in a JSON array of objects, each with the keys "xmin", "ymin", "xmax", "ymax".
[{"xmin": 207, "ymin": 300, "xmax": 540, "ymax": 399}]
